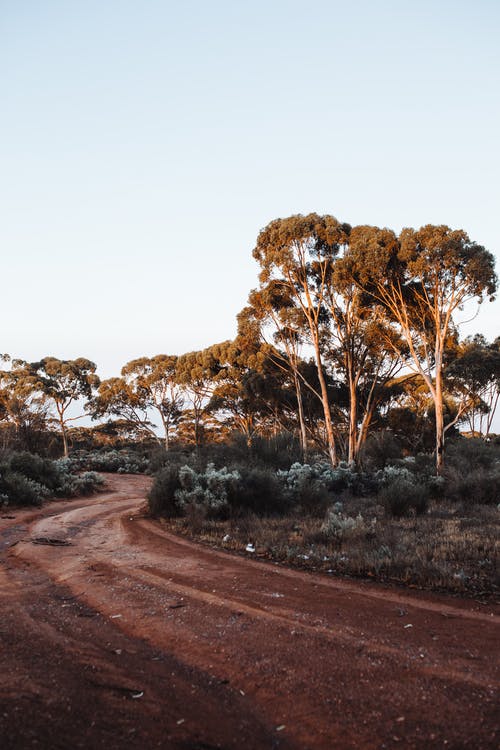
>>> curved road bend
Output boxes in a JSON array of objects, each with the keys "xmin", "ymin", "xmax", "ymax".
[{"xmin": 0, "ymin": 474, "xmax": 498, "ymax": 749}]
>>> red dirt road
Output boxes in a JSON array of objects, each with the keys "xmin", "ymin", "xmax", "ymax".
[{"xmin": 0, "ymin": 474, "xmax": 498, "ymax": 749}]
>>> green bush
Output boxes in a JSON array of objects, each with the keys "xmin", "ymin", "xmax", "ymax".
[
  {"xmin": 227, "ymin": 465, "xmax": 290, "ymax": 516},
  {"xmin": 0, "ymin": 471, "xmax": 50, "ymax": 506},
  {"xmin": 320, "ymin": 506, "xmax": 375, "ymax": 541},
  {"xmin": 54, "ymin": 466, "xmax": 104, "ymax": 497},
  {"xmin": 378, "ymin": 477, "xmax": 430, "ymax": 517},
  {"xmin": 446, "ymin": 437, "xmax": 499, "ymax": 473},
  {"xmin": 440, "ymin": 439, "xmax": 500, "ymax": 505},
  {"xmin": 278, "ymin": 461, "xmax": 375, "ymax": 502},
  {"xmin": 249, "ymin": 433, "xmax": 303, "ymax": 469},
  {"xmin": 148, "ymin": 460, "xmax": 292, "ymax": 519},
  {"xmin": 443, "ymin": 468, "xmax": 500, "ymax": 505},
  {"xmin": 70, "ymin": 449, "xmax": 149, "ymax": 474},
  {"xmin": 175, "ymin": 463, "xmax": 240, "ymax": 518},
  {"xmin": 148, "ymin": 464, "xmax": 183, "ymax": 517},
  {"xmin": 0, "ymin": 451, "xmax": 104, "ymax": 506},
  {"xmin": 277, "ymin": 462, "xmax": 333, "ymax": 512},
  {"xmin": 359, "ymin": 431, "xmax": 403, "ymax": 471},
  {"xmin": 8, "ymin": 451, "xmax": 61, "ymax": 491}
]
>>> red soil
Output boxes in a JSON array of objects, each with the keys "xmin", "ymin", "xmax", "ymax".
[{"xmin": 0, "ymin": 474, "xmax": 498, "ymax": 749}]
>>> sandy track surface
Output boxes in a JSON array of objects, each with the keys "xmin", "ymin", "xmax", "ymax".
[{"xmin": 0, "ymin": 474, "xmax": 498, "ymax": 749}]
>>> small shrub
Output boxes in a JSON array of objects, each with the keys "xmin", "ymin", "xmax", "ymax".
[
  {"xmin": 278, "ymin": 461, "xmax": 373, "ymax": 503},
  {"xmin": 249, "ymin": 433, "xmax": 303, "ymax": 469},
  {"xmin": 147, "ymin": 447, "xmax": 192, "ymax": 474},
  {"xmin": 375, "ymin": 464, "xmax": 416, "ymax": 486},
  {"xmin": 378, "ymin": 477, "xmax": 429, "ymax": 517},
  {"xmin": 148, "ymin": 464, "xmax": 183, "ymax": 517},
  {"xmin": 320, "ymin": 507, "xmax": 374, "ymax": 541},
  {"xmin": 277, "ymin": 462, "xmax": 333, "ymax": 512},
  {"xmin": 440, "ymin": 439, "xmax": 500, "ymax": 505},
  {"xmin": 360, "ymin": 431, "xmax": 403, "ymax": 471},
  {"xmin": 0, "ymin": 451, "xmax": 103, "ymax": 505},
  {"xmin": 228, "ymin": 465, "xmax": 290, "ymax": 516},
  {"xmin": 175, "ymin": 464, "xmax": 240, "ymax": 517},
  {"xmin": 71, "ymin": 449, "xmax": 149, "ymax": 474},
  {"xmin": 0, "ymin": 471, "xmax": 50, "ymax": 506},
  {"xmin": 446, "ymin": 438, "xmax": 499, "ymax": 474},
  {"xmin": 52, "ymin": 459, "xmax": 103, "ymax": 497},
  {"xmin": 57, "ymin": 470, "xmax": 104, "ymax": 497},
  {"xmin": 443, "ymin": 468, "xmax": 500, "ymax": 506},
  {"xmin": 8, "ymin": 451, "xmax": 60, "ymax": 491}
]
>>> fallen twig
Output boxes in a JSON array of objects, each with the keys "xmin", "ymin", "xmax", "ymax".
[{"xmin": 31, "ymin": 537, "xmax": 72, "ymax": 547}]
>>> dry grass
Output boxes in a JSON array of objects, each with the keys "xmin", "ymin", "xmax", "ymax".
[{"xmin": 166, "ymin": 500, "xmax": 499, "ymax": 598}]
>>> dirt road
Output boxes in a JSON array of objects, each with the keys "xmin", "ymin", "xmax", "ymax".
[{"xmin": 0, "ymin": 474, "xmax": 498, "ymax": 749}]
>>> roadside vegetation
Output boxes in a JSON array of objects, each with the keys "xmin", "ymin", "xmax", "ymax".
[
  {"xmin": 147, "ymin": 436, "xmax": 499, "ymax": 597},
  {"xmin": 0, "ymin": 451, "xmax": 104, "ymax": 507}
]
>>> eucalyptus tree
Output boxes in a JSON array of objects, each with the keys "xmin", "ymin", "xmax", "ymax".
[
  {"xmin": 205, "ymin": 338, "xmax": 264, "ymax": 446},
  {"xmin": 121, "ymin": 355, "xmax": 182, "ymax": 450},
  {"xmin": 240, "ymin": 290, "xmax": 311, "ymax": 458},
  {"xmin": 346, "ymin": 224, "xmax": 497, "ymax": 472},
  {"xmin": 323, "ymin": 254, "xmax": 407, "ymax": 464},
  {"xmin": 446, "ymin": 335, "xmax": 500, "ymax": 436},
  {"xmin": 6, "ymin": 357, "xmax": 99, "ymax": 456},
  {"xmin": 91, "ymin": 377, "xmax": 159, "ymax": 445},
  {"xmin": 0, "ymin": 364, "xmax": 50, "ymax": 451},
  {"xmin": 175, "ymin": 347, "xmax": 222, "ymax": 448},
  {"xmin": 253, "ymin": 213, "xmax": 350, "ymax": 465}
]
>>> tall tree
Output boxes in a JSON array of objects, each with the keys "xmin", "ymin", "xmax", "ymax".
[
  {"xmin": 446, "ymin": 335, "xmax": 500, "ymax": 436},
  {"xmin": 205, "ymin": 339, "xmax": 261, "ymax": 446},
  {"xmin": 0, "ymin": 370, "xmax": 50, "ymax": 452},
  {"xmin": 325, "ymin": 256, "xmax": 406, "ymax": 464},
  {"xmin": 175, "ymin": 347, "xmax": 222, "ymax": 448},
  {"xmin": 242, "ymin": 290, "xmax": 311, "ymax": 459},
  {"xmin": 346, "ymin": 225, "xmax": 497, "ymax": 472},
  {"xmin": 121, "ymin": 355, "xmax": 183, "ymax": 450},
  {"xmin": 207, "ymin": 334, "xmax": 300, "ymax": 447},
  {"xmin": 253, "ymin": 213, "xmax": 350, "ymax": 465},
  {"xmin": 7, "ymin": 357, "xmax": 99, "ymax": 456},
  {"xmin": 91, "ymin": 377, "xmax": 160, "ymax": 444}
]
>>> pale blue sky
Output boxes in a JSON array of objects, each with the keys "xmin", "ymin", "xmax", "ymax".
[{"xmin": 1, "ymin": 0, "xmax": 499, "ymax": 379}]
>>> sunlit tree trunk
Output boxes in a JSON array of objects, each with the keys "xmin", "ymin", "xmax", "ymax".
[
  {"xmin": 347, "ymin": 374, "xmax": 357, "ymax": 465},
  {"xmin": 293, "ymin": 371, "xmax": 308, "ymax": 461},
  {"xmin": 312, "ymin": 337, "xmax": 336, "ymax": 466},
  {"xmin": 434, "ymin": 364, "xmax": 445, "ymax": 475}
]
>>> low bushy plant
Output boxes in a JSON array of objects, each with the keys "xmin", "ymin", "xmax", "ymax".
[
  {"xmin": 54, "ymin": 463, "xmax": 104, "ymax": 497},
  {"xmin": 70, "ymin": 449, "xmax": 149, "ymax": 474},
  {"xmin": 0, "ymin": 451, "xmax": 105, "ymax": 506},
  {"xmin": 359, "ymin": 430, "xmax": 403, "ymax": 471},
  {"xmin": 0, "ymin": 471, "xmax": 50, "ymax": 506},
  {"xmin": 446, "ymin": 437, "xmax": 499, "ymax": 473},
  {"xmin": 8, "ymin": 451, "xmax": 61, "ymax": 491},
  {"xmin": 175, "ymin": 463, "xmax": 240, "ymax": 517},
  {"xmin": 148, "ymin": 461, "xmax": 292, "ymax": 518},
  {"xmin": 249, "ymin": 433, "xmax": 303, "ymax": 469},
  {"xmin": 443, "ymin": 468, "xmax": 500, "ymax": 506},
  {"xmin": 148, "ymin": 464, "xmax": 183, "ymax": 517},
  {"xmin": 278, "ymin": 461, "xmax": 373, "ymax": 500},
  {"xmin": 378, "ymin": 476, "xmax": 429, "ymax": 517},
  {"xmin": 320, "ymin": 506, "xmax": 375, "ymax": 541},
  {"xmin": 228, "ymin": 465, "xmax": 290, "ymax": 516},
  {"xmin": 277, "ymin": 462, "xmax": 333, "ymax": 512}
]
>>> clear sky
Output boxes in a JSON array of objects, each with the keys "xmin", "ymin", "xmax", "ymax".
[{"xmin": 1, "ymin": 0, "xmax": 499, "ymax": 380}]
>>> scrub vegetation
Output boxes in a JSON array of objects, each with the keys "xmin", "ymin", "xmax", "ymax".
[{"xmin": 146, "ymin": 436, "xmax": 499, "ymax": 596}]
